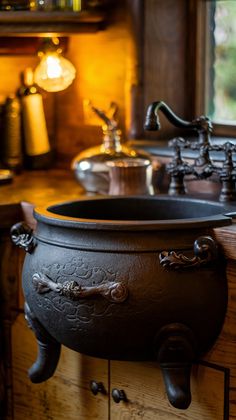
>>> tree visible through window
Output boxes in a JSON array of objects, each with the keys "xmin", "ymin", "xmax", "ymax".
[{"xmin": 208, "ymin": 1, "xmax": 236, "ymax": 124}]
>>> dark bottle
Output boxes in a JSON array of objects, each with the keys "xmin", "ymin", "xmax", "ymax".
[
  {"xmin": 18, "ymin": 68, "xmax": 53, "ymax": 170},
  {"xmin": 2, "ymin": 95, "xmax": 22, "ymax": 172},
  {"xmin": 52, "ymin": 1, "xmax": 80, "ymax": 11}
]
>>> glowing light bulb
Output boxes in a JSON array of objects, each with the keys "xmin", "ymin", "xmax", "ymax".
[{"xmin": 34, "ymin": 51, "xmax": 76, "ymax": 92}]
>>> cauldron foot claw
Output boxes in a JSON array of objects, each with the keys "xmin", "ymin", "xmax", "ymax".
[
  {"xmin": 156, "ymin": 323, "xmax": 196, "ymax": 410},
  {"xmin": 24, "ymin": 302, "xmax": 61, "ymax": 383},
  {"xmin": 160, "ymin": 365, "xmax": 192, "ymax": 410}
]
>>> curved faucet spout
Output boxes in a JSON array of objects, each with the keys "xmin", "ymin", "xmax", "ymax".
[{"xmin": 144, "ymin": 101, "xmax": 212, "ymax": 138}]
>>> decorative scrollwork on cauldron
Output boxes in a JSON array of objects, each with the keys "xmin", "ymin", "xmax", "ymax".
[
  {"xmin": 32, "ymin": 272, "xmax": 128, "ymax": 303},
  {"xmin": 10, "ymin": 221, "xmax": 37, "ymax": 253},
  {"xmin": 159, "ymin": 236, "xmax": 218, "ymax": 271}
]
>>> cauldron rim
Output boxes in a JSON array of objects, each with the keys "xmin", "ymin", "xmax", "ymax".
[{"xmin": 33, "ymin": 195, "xmax": 232, "ymax": 231}]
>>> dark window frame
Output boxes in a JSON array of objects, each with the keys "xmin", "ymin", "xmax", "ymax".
[{"xmin": 191, "ymin": 0, "xmax": 236, "ymax": 138}]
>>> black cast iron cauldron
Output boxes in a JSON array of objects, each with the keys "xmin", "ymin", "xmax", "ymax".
[{"xmin": 11, "ymin": 195, "xmax": 232, "ymax": 410}]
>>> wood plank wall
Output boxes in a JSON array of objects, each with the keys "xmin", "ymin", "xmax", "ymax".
[
  {"xmin": 143, "ymin": 0, "xmax": 189, "ymax": 140},
  {"xmin": 55, "ymin": 2, "xmax": 131, "ymax": 166}
]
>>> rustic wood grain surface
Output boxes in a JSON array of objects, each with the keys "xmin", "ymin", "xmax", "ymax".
[{"xmin": 12, "ymin": 315, "xmax": 108, "ymax": 420}]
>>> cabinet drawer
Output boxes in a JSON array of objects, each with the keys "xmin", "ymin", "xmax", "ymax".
[
  {"xmin": 110, "ymin": 360, "xmax": 227, "ymax": 420},
  {"xmin": 11, "ymin": 314, "xmax": 108, "ymax": 420}
]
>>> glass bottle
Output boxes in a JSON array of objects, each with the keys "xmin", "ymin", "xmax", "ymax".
[
  {"xmin": 17, "ymin": 68, "xmax": 53, "ymax": 169},
  {"xmin": 53, "ymin": 0, "xmax": 74, "ymax": 10},
  {"xmin": 2, "ymin": 95, "xmax": 22, "ymax": 172},
  {"xmin": 71, "ymin": 103, "xmax": 151, "ymax": 194}
]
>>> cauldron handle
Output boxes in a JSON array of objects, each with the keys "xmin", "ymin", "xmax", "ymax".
[
  {"xmin": 156, "ymin": 323, "xmax": 196, "ymax": 410},
  {"xmin": 10, "ymin": 222, "xmax": 37, "ymax": 253},
  {"xmin": 159, "ymin": 236, "xmax": 218, "ymax": 270},
  {"xmin": 24, "ymin": 302, "xmax": 61, "ymax": 383},
  {"xmin": 32, "ymin": 272, "xmax": 128, "ymax": 303}
]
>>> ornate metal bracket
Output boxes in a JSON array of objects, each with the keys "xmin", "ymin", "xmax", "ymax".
[
  {"xmin": 212, "ymin": 142, "xmax": 236, "ymax": 202},
  {"xmin": 32, "ymin": 272, "xmax": 129, "ymax": 303},
  {"xmin": 159, "ymin": 236, "xmax": 218, "ymax": 271},
  {"xmin": 10, "ymin": 221, "xmax": 37, "ymax": 253}
]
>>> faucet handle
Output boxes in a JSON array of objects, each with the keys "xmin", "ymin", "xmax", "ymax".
[
  {"xmin": 210, "ymin": 141, "xmax": 235, "ymax": 153},
  {"xmin": 168, "ymin": 137, "xmax": 190, "ymax": 149},
  {"xmin": 167, "ymin": 138, "xmax": 194, "ymax": 195},
  {"xmin": 192, "ymin": 115, "xmax": 213, "ymax": 134},
  {"xmin": 213, "ymin": 142, "xmax": 236, "ymax": 177},
  {"xmin": 215, "ymin": 142, "xmax": 236, "ymax": 202}
]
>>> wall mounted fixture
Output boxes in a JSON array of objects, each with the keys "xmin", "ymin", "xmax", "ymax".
[{"xmin": 34, "ymin": 37, "xmax": 76, "ymax": 92}]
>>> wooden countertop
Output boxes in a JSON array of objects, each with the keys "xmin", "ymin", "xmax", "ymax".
[
  {"xmin": 0, "ymin": 169, "xmax": 84, "ymax": 228},
  {"xmin": 0, "ymin": 169, "xmax": 84, "ymax": 206},
  {"xmin": 1, "ymin": 168, "xmax": 236, "ymax": 260},
  {"xmin": 214, "ymin": 223, "xmax": 236, "ymax": 260}
]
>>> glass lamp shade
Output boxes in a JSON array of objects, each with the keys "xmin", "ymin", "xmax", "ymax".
[{"xmin": 34, "ymin": 52, "xmax": 76, "ymax": 92}]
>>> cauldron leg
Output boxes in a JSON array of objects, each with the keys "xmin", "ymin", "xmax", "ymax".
[
  {"xmin": 24, "ymin": 302, "xmax": 61, "ymax": 383},
  {"xmin": 156, "ymin": 323, "xmax": 196, "ymax": 410}
]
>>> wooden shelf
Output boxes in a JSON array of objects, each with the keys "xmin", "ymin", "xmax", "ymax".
[{"xmin": 0, "ymin": 10, "xmax": 107, "ymax": 35}]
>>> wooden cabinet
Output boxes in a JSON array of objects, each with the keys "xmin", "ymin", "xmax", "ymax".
[
  {"xmin": 110, "ymin": 361, "xmax": 226, "ymax": 420},
  {"xmin": 11, "ymin": 314, "xmax": 108, "ymax": 420},
  {"xmin": 8, "ymin": 310, "xmax": 228, "ymax": 420},
  {"xmin": 10, "ymin": 317, "xmax": 228, "ymax": 420}
]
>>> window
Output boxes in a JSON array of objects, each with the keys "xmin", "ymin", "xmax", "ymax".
[{"xmin": 195, "ymin": 0, "xmax": 236, "ymax": 135}]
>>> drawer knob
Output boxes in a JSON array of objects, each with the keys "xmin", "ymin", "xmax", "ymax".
[
  {"xmin": 111, "ymin": 388, "xmax": 127, "ymax": 403},
  {"xmin": 90, "ymin": 380, "xmax": 106, "ymax": 395}
]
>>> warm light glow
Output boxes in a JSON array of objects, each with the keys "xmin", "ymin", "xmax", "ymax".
[
  {"xmin": 46, "ymin": 55, "xmax": 62, "ymax": 79},
  {"xmin": 34, "ymin": 51, "xmax": 76, "ymax": 93}
]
